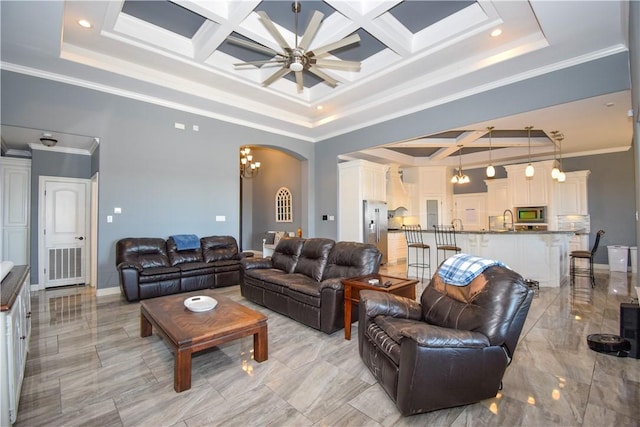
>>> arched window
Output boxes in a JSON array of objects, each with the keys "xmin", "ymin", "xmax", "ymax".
[{"xmin": 275, "ymin": 187, "xmax": 292, "ymax": 222}]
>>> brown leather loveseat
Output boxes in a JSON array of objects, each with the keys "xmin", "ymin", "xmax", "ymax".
[
  {"xmin": 116, "ymin": 235, "xmax": 252, "ymax": 302},
  {"xmin": 358, "ymin": 261, "xmax": 534, "ymax": 416},
  {"xmin": 240, "ymin": 237, "xmax": 382, "ymax": 334}
]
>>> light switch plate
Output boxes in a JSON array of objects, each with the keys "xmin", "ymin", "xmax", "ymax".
[
  {"xmin": 107, "ymin": 215, "xmax": 113, "ymax": 223},
  {"xmin": 114, "ymin": 207, "xmax": 122, "ymax": 214},
  {"xmin": 215, "ymin": 215, "xmax": 226, "ymax": 222}
]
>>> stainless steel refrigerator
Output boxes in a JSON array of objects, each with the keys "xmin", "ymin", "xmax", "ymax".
[{"xmin": 363, "ymin": 200, "xmax": 388, "ymax": 264}]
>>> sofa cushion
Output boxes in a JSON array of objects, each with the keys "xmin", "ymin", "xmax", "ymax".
[
  {"xmin": 167, "ymin": 237, "xmax": 204, "ymax": 266},
  {"xmin": 116, "ymin": 238, "xmax": 171, "ymax": 268},
  {"xmin": 138, "ymin": 266, "xmax": 181, "ymax": 283},
  {"xmin": 177, "ymin": 262, "xmax": 216, "ymax": 277},
  {"xmin": 271, "ymin": 237, "xmax": 304, "ymax": 273},
  {"xmin": 323, "ymin": 242, "xmax": 382, "ymax": 280},
  {"xmin": 293, "ymin": 238, "xmax": 335, "ymax": 281},
  {"xmin": 201, "ymin": 236, "xmax": 241, "ymax": 262}
]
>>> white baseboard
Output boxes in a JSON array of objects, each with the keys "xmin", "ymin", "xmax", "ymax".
[{"xmin": 96, "ymin": 286, "xmax": 121, "ymax": 297}]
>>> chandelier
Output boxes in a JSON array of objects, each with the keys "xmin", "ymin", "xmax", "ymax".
[
  {"xmin": 451, "ymin": 145, "xmax": 470, "ymax": 184},
  {"xmin": 240, "ymin": 147, "xmax": 261, "ymax": 179}
]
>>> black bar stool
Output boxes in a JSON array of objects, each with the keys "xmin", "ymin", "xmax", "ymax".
[
  {"xmin": 433, "ymin": 225, "xmax": 461, "ymax": 266},
  {"xmin": 570, "ymin": 230, "xmax": 605, "ymax": 287},
  {"xmin": 402, "ymin": 225, "xmax": 431, "ymax": 282}
]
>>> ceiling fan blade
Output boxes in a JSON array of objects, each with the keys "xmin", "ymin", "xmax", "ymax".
[
  {"xmin": 308, "ymin": 33, "xmax": 360, "ymax": 57},
  {"xmin": 308, "ymin": 65, "xmax": 338, "ymax": 87},
  {"xmin": 313, "ymin": 58, "xmax": 361, "ymax": 71},
  {"xmin": 298, "ymin": 11, "xmax": 324, "ymax": 51},
  {"xmin": 234, "ymin": 60, "xmax": 287, "ymax": 67},
  {"xmin": 226, "ymin": 36, "xmax": 281, "ymax": 57},
  {"xmin": 295, "ymin": 71, "xmax": 304, "ymax": 93},
  {"xmin": 262, "ymin": 67, "xmax": 291, "ymax": 87},
  {"xmin": 256, "ymin": 11, "xmax": 291, "ymax": 52}
]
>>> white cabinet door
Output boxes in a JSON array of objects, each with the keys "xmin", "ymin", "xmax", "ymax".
[
  {"xmin": 453, "ymin": 193, "xmax": 488, "ymax": 231},
  {"xmin": 486, "ymin": 179, "xmax": 509, "ymax": 215},
  {"xmin": 1, "ymin": 158, "xmax": 31, "ymax": 265},
  {"xmin": 556, "ymin": 171, "xmax": 590, "ymax": 215}
]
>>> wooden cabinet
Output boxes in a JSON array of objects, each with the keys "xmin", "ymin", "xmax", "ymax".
[
  {"xmin": 1, "ymin": 265, "xmax": 31, "ymax": 426},
  {"xmin": 338, "ymin": 160, "xmax": 388, "ymax": 242},
  {"xmin": 387, "ymin": 232, "xmax": 407, "ymax": 264},
  {"xmin": 1, "ymin": 158, "xmax": 31, "ymax": 264},
  {"xmin": 555, "ymin": 171, "xmax": 590, "ymax": 215}
]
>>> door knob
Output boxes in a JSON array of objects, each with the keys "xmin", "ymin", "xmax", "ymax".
[{"xmin": 75, "ymin": 236, "xmax": 84, "ymax": 241}]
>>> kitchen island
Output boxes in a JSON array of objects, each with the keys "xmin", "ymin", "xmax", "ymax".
[{"xmin": 404, "ymin": 229, "xmax": 575, "ymax": 287}]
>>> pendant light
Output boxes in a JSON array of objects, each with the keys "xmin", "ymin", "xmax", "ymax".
[
  {"xmin": 550, "ymin": 130, "xmax": 560, "ymax": 179},
  {"xmin": 486, "ymin": 126, "xmax": 496, "ymax": 178},
  {"xmin": 524, "ymin": 126, "xmax": 534, "ymax": 177},
  {"xmin": 451, "ymin": 145, "xmax": 470, "ymax": 184},
  {"xmin": 556, "ymin": 134, "xmax": 566, "ymax": 182}
]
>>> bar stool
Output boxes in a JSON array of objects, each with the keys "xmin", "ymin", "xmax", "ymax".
[
  {"xmin": 433, "ymin": 225, "xmax": 461, "ymax": 266},
  {"xmin": 570, "ymin": 230, "xmax": 605, "ymax": 287},
  {"xmin": 402, "ymin": 225, "xmax": 431, "ymax": 282}
]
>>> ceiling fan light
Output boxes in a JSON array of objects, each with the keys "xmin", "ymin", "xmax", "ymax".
[
  {"xmin": 289, "ymin": 61, "xmax": 304, "ymax": 72},
  {"xmin": 525, "ymin": 163, "xmax": 535, "ymax": 177},
  {"xmin": 486, "ymin": 164, "xmax": 495, "ymax": 178}
]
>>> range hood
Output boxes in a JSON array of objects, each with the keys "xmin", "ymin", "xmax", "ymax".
[{"xmin": 386, "ymin": 164, "xmax": 410, "ymax": 212}]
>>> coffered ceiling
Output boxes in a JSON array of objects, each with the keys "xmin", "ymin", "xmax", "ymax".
[{"xmin": 0, "ymin": 0, "xmax": 633, "ymax": 164}]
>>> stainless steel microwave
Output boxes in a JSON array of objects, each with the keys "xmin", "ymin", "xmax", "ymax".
[{"xmin": 516, "ymin": 206, "xmax": 547, "ymax": 223}]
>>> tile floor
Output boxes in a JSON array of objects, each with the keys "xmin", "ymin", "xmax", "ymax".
[{"xmin": 14, "ymin": 263, "xmax": 640, "ymax": 427}]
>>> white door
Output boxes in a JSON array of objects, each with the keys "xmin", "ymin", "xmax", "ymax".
[{"xmin": 40, "ymin": 178, "xmax": 89, "ymax": 288}]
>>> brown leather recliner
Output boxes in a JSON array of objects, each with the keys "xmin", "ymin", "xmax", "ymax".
[{"xmin": 358, "ymin": 264, "xmax": 534, "ymax": 416}]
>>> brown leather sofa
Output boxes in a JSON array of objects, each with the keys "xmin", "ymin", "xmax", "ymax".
[
  {"xmin": 358, "ymin": 264, "xmax": 534, "ymax": 416},
  {"xmin": 240, "ymin": 237, "xmax": 382, "ymax": 334},
  {"xmin": 116, "ymin": 236, "xmax": 252, "ymax": 302}
]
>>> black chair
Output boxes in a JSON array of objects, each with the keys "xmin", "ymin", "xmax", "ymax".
[
  {"xmin": 433, "ymin": 225, "xmax": 461, "ymax": 266},
  {"xmin": 570, "ymin": 230, "xmax": 605, "ymax": 287},
  {"xmin": 402, "ymin": 225, "xmax": 431, "ymax": 282}
]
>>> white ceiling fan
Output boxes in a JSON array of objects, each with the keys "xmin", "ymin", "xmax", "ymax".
[{"xmin": 227, "ymin": 1, "xmax": 361, "ymax": 93}]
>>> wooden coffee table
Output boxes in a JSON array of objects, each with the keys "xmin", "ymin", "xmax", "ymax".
[
  {"xmin": 140, "ymin": 290, "xmax": 268, "ymax": 392},
  {"xmin": 342, "ymin": 274, "xmax": 418, "ymax": 340}
]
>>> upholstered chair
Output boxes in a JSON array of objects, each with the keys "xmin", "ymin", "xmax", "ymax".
[{"xmin": 358, "ymin": 259, "xmax": 534, "ymax": 416}]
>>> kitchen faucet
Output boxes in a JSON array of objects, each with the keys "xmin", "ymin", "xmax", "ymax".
[
  {"xmin": 503, "ymin": 209, "xmax": 514, "ymax": 231},
  {"xmin": 451, "ymin": 218, "xmax": 463, "ymax": 231}
]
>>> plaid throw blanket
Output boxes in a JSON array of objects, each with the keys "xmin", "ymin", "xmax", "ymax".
[{"xmin": 438, "ymin": 253, "xmax": 506, "ymax": 286}]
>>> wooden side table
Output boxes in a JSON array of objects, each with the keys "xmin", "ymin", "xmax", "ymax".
[{"xmin": 342, "ymin": 274, "xmax": 419, "ymax": 340}]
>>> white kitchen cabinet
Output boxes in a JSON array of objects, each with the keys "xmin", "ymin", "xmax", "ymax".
[
  {"xmin": 1, "ymin": 265, "xmax": 31, "ymax": 426},
  {"xmin": 387, "ymin": 232, "xmax": 407, "ymax": 264},
  {"xmin": 505, "ymin": 161, "xmax": 553, "ymax": 207},
  {"xmin": 555, "ymin": 171, "xmax": 590, "ymax": 215},
  {"xmin": 338, "ymin": 160, "xmax": 388, "ymax": 242},
  {"xmin": 1, "ymin": 158, "xmax": 31, "ymax": 265},
  {"xmin": 485, "ymin": 179, "xmax": 509, "ymax": 216}
]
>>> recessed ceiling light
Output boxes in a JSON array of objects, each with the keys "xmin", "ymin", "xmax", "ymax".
[
  {"xmin": 316, "ymin": 105, "xmax": 323, "ymax": 111},
  {"xmin": 490, "ymin": 28, "xmax": 502, "ymax": 37},
  {"xmin": 78, "ymin": 19, "xmax": 92, "ymax": 29},
  {"xmin": 605, "ymin": 102, "xmax": 615, "ymax": 107}
]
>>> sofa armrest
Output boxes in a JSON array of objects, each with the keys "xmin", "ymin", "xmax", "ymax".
[
  {"xmin": 360, "ymin": 291, "xmax": 422, "ymax": 321},
  {"xmin": 401, "ymin": 323, "xmax": 490, "ymax": 349},
  {"xmin": 117, "ymin": 261, "xmax": 143, "ymax": 272},
  {"xmin": 319, "ymin": 277, "xmax": 343, "ymax": 291},
  {"xmin": 241, "ymin": 257, "xmax": 273, "ymax": 270}
]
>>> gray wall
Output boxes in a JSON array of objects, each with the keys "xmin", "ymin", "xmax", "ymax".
[
  {"xmin": 1, "ymin": 70, "xmax": 314, "ymax": 289},
  {"xmin": 243, "ymin": 147, "xmax": 304, "ymax": 251},
  {"xmin": 29, "ymin": 150, "xmax": 93, "ymax": 280}
]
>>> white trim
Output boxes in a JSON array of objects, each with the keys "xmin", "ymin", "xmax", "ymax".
[
  {"xmin": 90, "ymin": 173, "xmax": 99, "ymax": 288},
  {"xmin": 29, "ymin": 143, "xmax": 92, "ymax": 156},
  {"xmin": 96, "ymin": 287, "xmax": 122, "ymax": 297}
]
